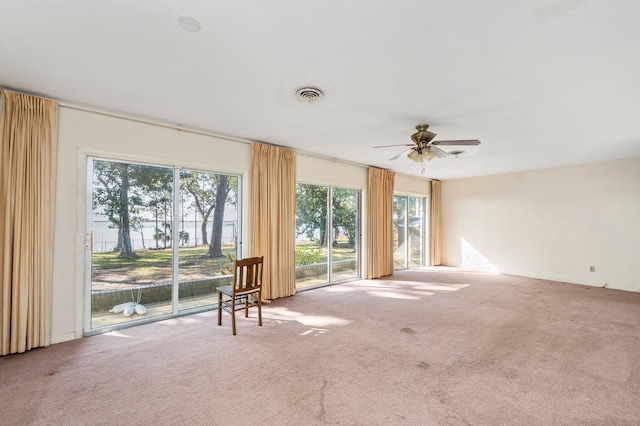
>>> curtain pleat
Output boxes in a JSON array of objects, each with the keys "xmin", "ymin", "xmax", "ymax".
[
  {"xmin": 249, "ymin": 143, "xmax": 296, "ymax": 300},
  {"xmin": 429, "ymin": 179, "xmax": 442, "ymax": 266},
  {"xmin": 366, "ymin": 167, "xmax": 395, "ymax": 279},
  {"xmin": 0, "ymin": 90, "xmax": 58, "ymax": 355}
]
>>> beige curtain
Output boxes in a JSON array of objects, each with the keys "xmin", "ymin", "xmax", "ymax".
[
  {"xmin": 0, "ymin": 91, "xmax": 58, "ymax": 355},
  {"xmin": 430, "ymin": 179, "xmax": 442, "ymax": 266},
  {"xmin": 249, "ymin": 143, "xmax": 296, "ymax": 300},
  {"xmin": 366, "ymin": 167, "xmax": 395, "ymax": 279}
]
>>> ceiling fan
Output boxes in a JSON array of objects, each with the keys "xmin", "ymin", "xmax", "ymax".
[{"xmin": 375, "ymin": 124, "xmax": 481, "ymax": 162}]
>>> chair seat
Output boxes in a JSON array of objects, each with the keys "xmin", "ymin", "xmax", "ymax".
[
  {"xmin": 217, "ymin": 285, "xmax": 233, "ymax": 296},
  {"xmin": 217, "ymin": 285, "xmax": 260, "ymax": 297}
]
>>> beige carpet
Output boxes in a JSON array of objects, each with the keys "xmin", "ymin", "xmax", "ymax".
[{"xmin": 2, "ymin": 268, "xmax": 640, "ymax": 425}]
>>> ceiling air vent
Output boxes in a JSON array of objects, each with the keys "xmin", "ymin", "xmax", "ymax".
[{"xmin": 296, "ymin": 87, "xmax": 324, "ymax": 103}]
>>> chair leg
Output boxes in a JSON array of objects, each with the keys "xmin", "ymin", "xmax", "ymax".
[
  {"xmin": 217, "ymin": 291, "xmax": 222, "ymax": 326},
  {"xmin": 231, "ymin": 296, "xmax": 237, "ymax": 335},
  {"xmin": 245, "ymin": 295, "xmax": 249, "ymax": 318},
  {"xmin": 258, "ymin": 293, "xmax": 262, "ymax": 327}
]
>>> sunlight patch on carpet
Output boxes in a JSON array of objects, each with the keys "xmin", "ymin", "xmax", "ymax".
[
  {"xmin": 323, "ymin": 279, "xmax": 469, "ymax": 300},
  {"xmin": 266, "ymin": 307, "xmax": 351, "ymax": 327},
  {"xmin": 367, "ymin": 290, "xmax": 424, "ymax": 300},
  {"xmin": 104, "ymin": 331, "xmax": 139, "ymax": 339},
  {"xmin": 410, "ymin": 283, "xmax": 470, "ymax": 292}
]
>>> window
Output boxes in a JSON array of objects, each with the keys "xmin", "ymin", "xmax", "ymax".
[
  {"xmin": 87, "ymin": 158, "xmax": 240, "ymax": 333},
  {"xmin": 393, "ymin": 195, "xmax": 427, "ymax": 269},
  {"xmin": 295, "ymin": 184, "xmax": 361, "ymax": 288}
]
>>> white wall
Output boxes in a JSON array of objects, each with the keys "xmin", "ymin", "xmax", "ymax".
[
  {"xmin": 394, "ymin": 173, "xmax": 430, "ymax": 196},
  {"xmin": 441, "ymin": 157, "xmax": 640, "ymax": 292},
  {"xmin": 297, "ymin": 154, "xmax": 367, "ymax": 187},
  {"xmin": 52, "ymin": 108, "xmax": 431, "ymax": 344}
]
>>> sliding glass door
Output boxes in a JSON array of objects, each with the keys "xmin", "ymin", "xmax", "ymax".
[
  {"xmin": 393, "ymin": 195, "xmax": 427, "ymax": 269},
  {"xmin": 177, "ymin": 170, "xmax": 239, "ymax": 311},
  {"xmin": 295, "ymin": 184, "xmax": 360, "ymax": 288},
  {"xmin": 393, "ymin": 196, "xmax": 408, "ymax": 269},
  {"xmin": 295, "ymin": 184, "xmax": 328, "ymax": 286},
  {"xmin": 89, "ymin": 160, "xmax": 174, "ymax": 329},
  {"xmin": 408, "ymin": 197, "xmax": 425, "ymax": 267},
  {"xmin": 331, "ymin": 188, "xmax": 359, "ymax": 281},
  {"xmin": 87, "ymin": 158, "xmax": 240, "ymax": 333}
]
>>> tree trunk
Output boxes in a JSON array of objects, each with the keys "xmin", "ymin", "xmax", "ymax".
[
  {"xmin": 139, "ymin": 228, "xmax": 146, "ymax": 249},
  {"xmin": 163, "ymin": 208, "xmax": 168, "ymax": 249},
  {"xmin": 118, "ymin": 164, "xmax": 137, "ymax": 258},
  {"xmin": 200, "ymin": 204, "xmax": 215, "ymax": 247},
  {"xmin": 154, "ymin": 204, "xmax": 159, "ymax": 249},
  {"xmin": 201, "ymin": 219, "xmax": 209, "ymax": 247},
  {"xmin": 112, "ymin": 217, "xmax": 123, "ymax": 251},
  {"xmin": 208, "ymin": 175, "xmax": 229, "ymax": 258},
  {"xmin": 116, "ymin": 226, "xmax": 123, "ymax": 252},
  {"xmin": 319, "ymin": 218, "xmax": 327, "ymax": 248}
]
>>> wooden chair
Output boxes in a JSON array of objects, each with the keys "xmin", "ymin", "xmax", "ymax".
[{"xmin": 217, "ymin": 256, "xmax": 264, "ymax": 335}]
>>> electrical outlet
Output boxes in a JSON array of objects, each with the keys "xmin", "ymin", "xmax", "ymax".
[
  {"xmin": 636, "ymin": 286, "xmax": 640, "ymax": 292},
  {"xmin": 589, "ymin": 266, "xmax": 595, "ymax": 272}
]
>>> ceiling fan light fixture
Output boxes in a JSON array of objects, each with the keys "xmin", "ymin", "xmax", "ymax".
[
  {"xmin": 422, "ymin": 149, "xmax": 437, "ymax": 161},
  {"xmin": 407, "ymin": 150, "xmax": 423, "ymax": 162}
]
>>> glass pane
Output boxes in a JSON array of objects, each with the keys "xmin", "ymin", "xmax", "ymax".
[
  {"xmin": 331, "ymin": 188, "xmax": 359, "ymax": 281},
  {"xmin": 90, "ymin": 160, "xmax": 174, "ymax": 329},
  {"xmin": 295, "ymin": 184, "xmax": 328, "ymax": 288},
  {"xmin": 178, "ymin": 171, "xmax": 238, "ymax": 311},
  {"xmin": 393, "ymin": 196, "xmax": 407, "ymax": 269},
  {"xmin": 408, "ymin": 197, "xmax": 424, "ymax": 267}
]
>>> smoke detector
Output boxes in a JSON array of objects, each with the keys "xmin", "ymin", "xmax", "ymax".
[{"xmin": 296, "ymin": 87, "xmax": 324, "ymax": 103}]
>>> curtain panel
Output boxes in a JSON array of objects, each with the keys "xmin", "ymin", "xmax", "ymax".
[
  {"xmin": 429, "ymin": 179, "xmax": 442, "ymax": 266},
  {"xmin": 0, "ymin": 90, "xmax": 58, "ymax": 355},
  {"xmin": 366, "ymin": 167, "xmax": 395, "ymax": 279},
  {"xmin": 249, "ymin": 143, "xmax": 296, "ymax": 300}
]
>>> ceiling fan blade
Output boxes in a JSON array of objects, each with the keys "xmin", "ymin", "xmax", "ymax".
[
  {"xmin": 373, "ymin": 144, "xmax": 414, "ymax": 148},
  {"xmin": 431, "ymin": 146, "xmax": 449, "ymax": 158},
  {"xmin": 389, "ymin": 148, "xmax": 414, "ymax": 161},
  {"xmin": 431, "ymin": 139, "xmax": 481, "ymax": 146}
]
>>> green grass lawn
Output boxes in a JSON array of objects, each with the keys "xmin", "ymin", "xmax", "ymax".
[
  {"xmin": 295, "ymin": 241, "xmax": 357, "ymax": 263},
  {"xmin": 92, "ymin": 246, "xmax": 235, "ymax": 283},
  {"xmin": 92, "ymin": 243, "xmax": 358, "ymax": 285}
]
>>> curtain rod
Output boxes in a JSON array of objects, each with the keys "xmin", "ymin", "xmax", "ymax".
[
  {"xmin": 1, "ymin": 86, "xmax": 253, "ymax": 146},
  {"xmin": 1, "ymin": 86, "xmax": 426, "ymax": 178},
  {"xmin": 61, "ymin": 99, "xmax": 372, "ymax": 171},
  {"xmin": 60, "ymin": 102, "xmax": 254, "ymax": 146}
]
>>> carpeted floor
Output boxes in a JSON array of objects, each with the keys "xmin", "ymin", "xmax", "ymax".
[{"xmin": 1, "ymin": 268, "xmax": 640, "ymax": 425}]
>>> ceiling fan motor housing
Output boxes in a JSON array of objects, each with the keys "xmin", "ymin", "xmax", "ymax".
[{"xmin": 411, "ymin": 124, "xmax": 437, "ymax": 145}]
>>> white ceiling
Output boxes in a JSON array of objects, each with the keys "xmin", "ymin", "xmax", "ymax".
[{"xmin": 1, "ymin": 1, "xmax": 639, "ymax": 179}]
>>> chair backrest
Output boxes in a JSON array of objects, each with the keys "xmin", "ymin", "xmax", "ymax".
[{"xmin": 232, "ymin": 256, "xmax": 264, "ymax": 293}]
